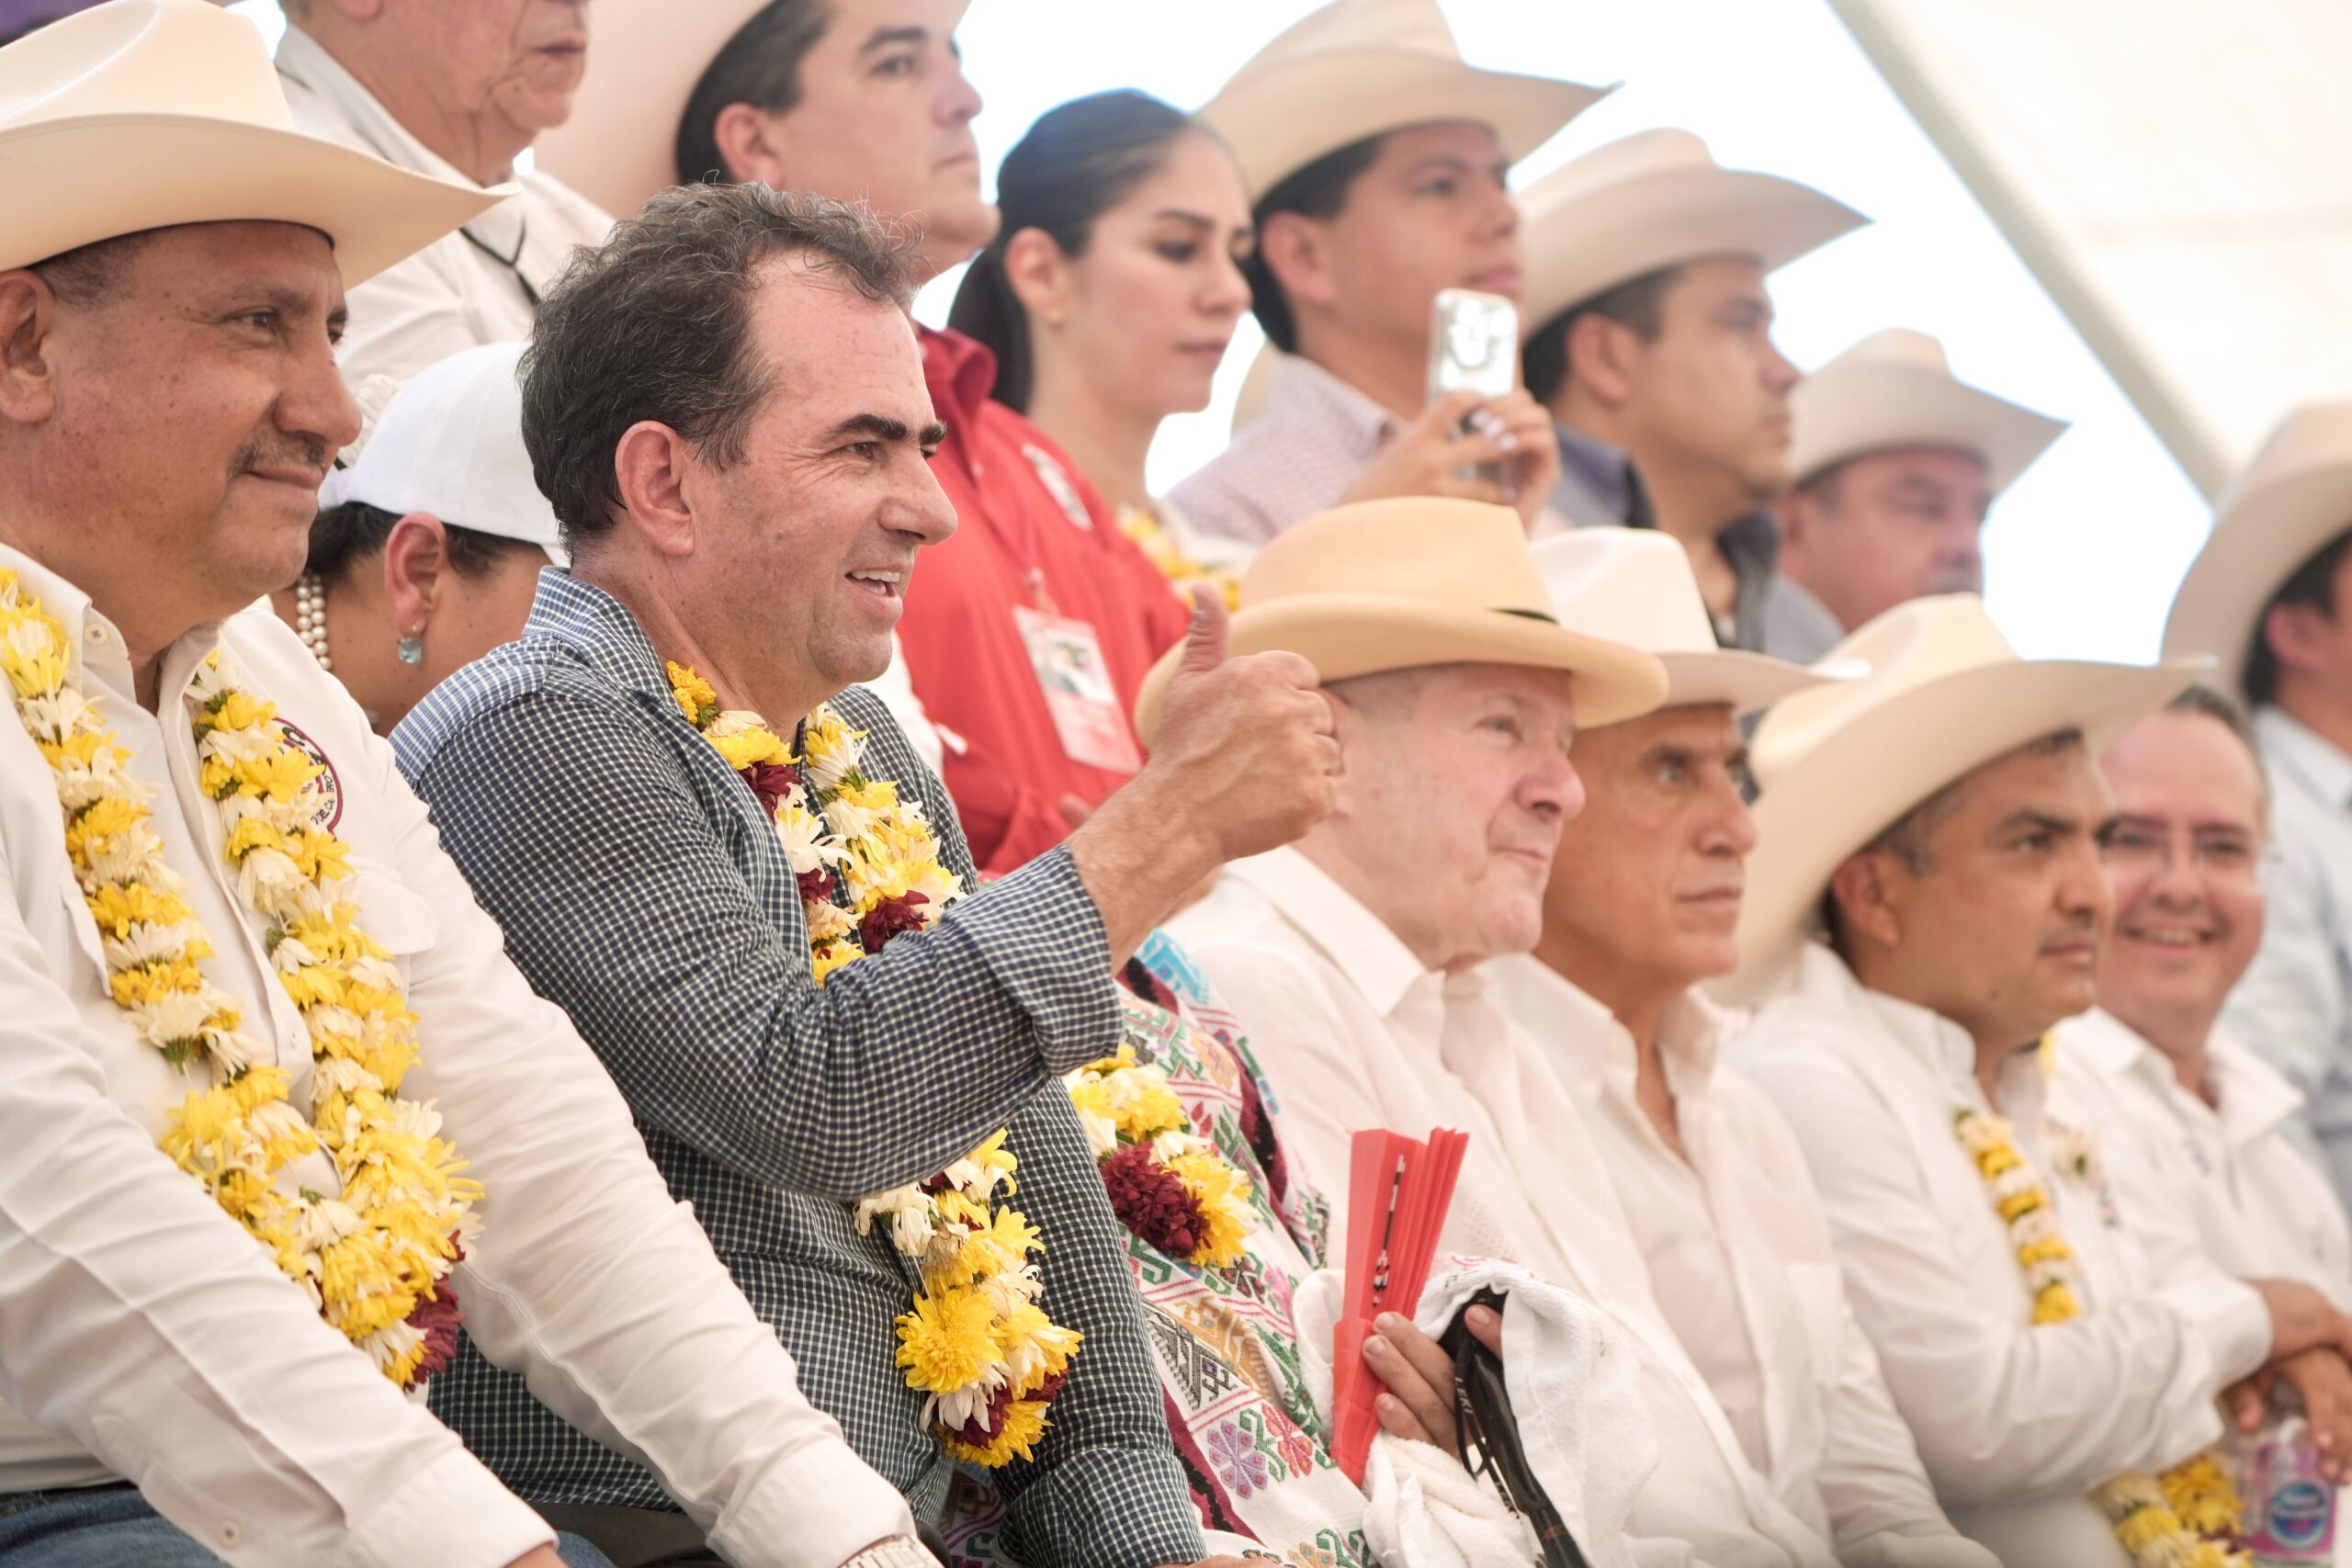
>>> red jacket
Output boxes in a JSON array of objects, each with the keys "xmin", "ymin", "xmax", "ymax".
[{"xmin": 899, "ymin": 327, "xmax": 1190, "ymax": 876}]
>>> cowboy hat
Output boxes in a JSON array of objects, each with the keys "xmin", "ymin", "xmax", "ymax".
[
  {"xmin": 1133, "ymin": 497, "xmax": 1667, "ymax": 742},
  {"xmin": 0, "ymin": 0, "xmax": 503, "ymax": 282},
  {"xmin": 1727, "ymin": 594, "xmax": 2202, "ymax": 996},
  {"xmin": 1786, "ymin": 328, "xmax": 2067, "ymax": 492},
  {"xmin": 1202, "ymin": 0, "xmax": 1610, "ymax": 205},
  {"xmin": 2162, "ymin": 402, "xmax": 2352, "ymax": 700},
  {"xmin": 537, "ymin": 0, "xmax": 973, "ymax": 221},
  {"xmin": 1518, "ymin": 129, "xmax": 1865, "ymax": 339},
  {"xmin": 1532, "ymin": 530, "xmax": 1855, "ymax": 716}
]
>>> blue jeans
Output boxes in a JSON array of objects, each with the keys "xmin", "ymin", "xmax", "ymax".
[{"xmin": 0, "ymin": 1485, "xmax": 617, "ymax": 1566}]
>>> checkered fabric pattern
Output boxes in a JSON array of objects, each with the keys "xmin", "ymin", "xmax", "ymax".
[
  {"xmin": 393, "ymin": 571, "xmax": 1202, "ymax": 1568},
  {"xmin": 1165, "ymin": 353, "xmax": 1401, "ymax": 550}
]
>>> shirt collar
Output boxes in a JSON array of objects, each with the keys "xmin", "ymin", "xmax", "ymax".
[
  {"xmin": 275, "ymin": 27, "xmax": 521, "ymax": 254},
  {"xmin": 519, "ymin": 569, "xmax": 670, "ymax": 705},
  {"xmin": 2205, "ymin": 1028, "xmax": 2307, "ymax": 1147},
  {"xmin": 2256, "ymin": 705, "xmax": 2352, "ymax": 814},
  {"xmin": 1795, "ymin": 940, "xmax": 1992, "ymax": 1101},
  {"xmin": 1265, "ymin": 353, "xmax": 1404, "ymax": 456},
  {"xmin": 1227, "ymin": 844, "xmax": 1437, "ymax": 1018},
  {"xmin": 920, "ymin": 325, "xmax": 1000, "ymax": 432},
  {"xmin": 0, "ymin": 543, "xmax": 230, "ymax": 711},
  {"xmin": 1503, "ymin": 956, "xmax": 1727, "ymax": 1095},
  {"xmin": 1553, "ymin": 422, "xmax": 1639, "ymax": 521}
]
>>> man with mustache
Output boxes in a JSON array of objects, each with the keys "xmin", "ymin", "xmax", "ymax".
[
  {"xmin": 0, "ymin": 5, "xmax": 934, "ymax": 1564},
  {"xmin": 1728, "ymin": 596, "xmax": 2352, "ymax": 1566},
  {"xmin": 534, "ymin": 0, "xmax": 1193, "ymax": 876},
  {"xmin": 275, "ymin": 0, "xmax": 611, "ymax": 397},
  {"xmin": 1489, "ymin": 531, "xmax": 1992, "ymax": 1565},
  {"xmin": 1516, "ymin": 130, "xmax": 1864, "ymax": 660},
  {"xmin": 397, "ymin": 179, "xmax": 1333, "ymax": 1568}
]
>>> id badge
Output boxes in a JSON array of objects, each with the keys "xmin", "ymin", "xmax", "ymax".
[{"xmin": 1013, "ymin": 604, "xmax": 1141, "ymax": 774}]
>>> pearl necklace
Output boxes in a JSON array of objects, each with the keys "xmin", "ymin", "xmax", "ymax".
[{"xmin": 293, "ymin": 570, "xmax": 332, "ymax": 671}]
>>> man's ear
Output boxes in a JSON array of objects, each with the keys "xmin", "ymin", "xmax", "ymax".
[
  {"xmin": 0, "ymin": 272, "xmax": 61, "ymax": 428},
  {"xmin": 612, "ymin": 421, "xmax": 700, "ymax": 559},
  {"xmin": 1001, "ymin": 227, "xmax": 1072, "ymax": 327},
  {"xmin": 1563, "ymin": 311, "xmax": 1641, "ymax": 410},
  {"xmin": 1255, "ymin": 211, "xmax": 1339, "ymax": 315},
  {"xmin": 2264, "ymin": 596, "xmax": 2336, "ymax": 681},
  {"xmin": 1828, "ymin": 850, "xmax": 1903, "ymax": 952},
  {"xmin": 712, "ymin": 102, "xmax": 791, "ymax": 189}
]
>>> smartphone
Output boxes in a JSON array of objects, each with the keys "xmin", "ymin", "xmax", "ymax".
[{"xmin": 1426, "ymin": 288, "xmax": 1520, "ymax": 487}]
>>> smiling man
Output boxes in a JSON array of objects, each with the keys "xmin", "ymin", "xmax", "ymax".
[
  {"xmin": 276, "ymin": 0, "xmax": 612, "ymax": 397},
  {"xmin": 396, "ymin": 183, "xmax": 1337, "ymax": 1568},
  {"xmin": 1516, "ymin": 130, "xmax": 1865, "ymax": 660},
  {"xmin": 1168, "ymin": 0, "xmax": 1597, "ymax": 547},
  {"xmin": 1727, "ymin": 597, "xmax": 2352, "ymax": 1567},
  {"xmin": 1488, "ymin": 531, "xmax": 1991, "ymax": 1566}
]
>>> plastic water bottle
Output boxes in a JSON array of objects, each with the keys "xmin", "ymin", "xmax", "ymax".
[{"xmin": 2233, "ymin": 1390, "xmax": 2336, "ymax": 1565}]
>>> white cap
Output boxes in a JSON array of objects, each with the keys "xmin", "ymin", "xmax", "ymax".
[{"xmin": 321, "ymin": 341, "xmax": 563, "ymax": 560}]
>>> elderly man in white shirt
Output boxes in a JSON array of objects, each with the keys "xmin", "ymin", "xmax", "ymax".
[
  {"xmin": 1728, "ymin": 593, "xmax": 2352, "ymax": 1568},
  {"xmin": 1161, "ymin": 500, "xmax": 1898, "ymax": 1565},
  {"xmin": 1488, "ymin": 530, "xmax": 1990, "ymax": 1567},
  {"xmin": 0, "ymin": 6, "xmax": 927, "ymax": 1565},
  {"xmin": 274, "ymin": 0, "xmax": 612, "ymax": 401}
]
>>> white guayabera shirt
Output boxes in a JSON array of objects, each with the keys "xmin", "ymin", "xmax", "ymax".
[
  {"xmin": 1487, "ymin": 957, "xmax": 1992, "ymax": 1568},
  {"xmin": 0, "ymin": 546, "xmax": 915, "ymax": 1567},
  {"xmin": 1731, "ymin": 943, "xmax": 2276, "ymax": 1568},
  {"xmin": 1170, "ymin": 845, "xmax": 1839, "ymax": 1568}
]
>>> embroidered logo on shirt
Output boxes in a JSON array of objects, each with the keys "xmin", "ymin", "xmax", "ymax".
[
  {"xmin": 277, "ymin": 720, "xmax": 343, "ymax": 832},
  {"xmin": 1023, "ymin": 444, "xmax": 1093, "ymax": 532}
]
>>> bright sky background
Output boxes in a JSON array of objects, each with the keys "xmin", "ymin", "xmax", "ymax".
[{"xmin": 233, "ymin": 0, "xmax": 2218, "ymax": 661}]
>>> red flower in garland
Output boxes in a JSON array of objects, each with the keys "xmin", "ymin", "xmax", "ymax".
[
  {"xmin": 939, "ymin": 1373, "xmax": 1069, "ymax": 1451},
  {"xmin": 859, "ymin": 892, "xmax": 931, "ymax": 953},
  {"xmin": 1099, "ymin": 1141, "xmax": 1208, "ymax": 1259},
  {"xmin": 743, "ymin": 760, "xmax": 804, "ymax": 817},
  {"xmin": 408, "ymin": 1275, "xmax": 464, "ymax": 1386},
  {"xmin": 796, "ymin": 865, "xmax": 836, "ymax": 905}
]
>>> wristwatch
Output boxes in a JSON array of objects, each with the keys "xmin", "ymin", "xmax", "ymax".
[{"xmin": 842, "ymin": 1540, "xmax": 940, "ymax": 1568}]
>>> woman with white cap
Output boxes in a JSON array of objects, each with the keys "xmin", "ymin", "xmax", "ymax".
[{"xmin": 267, "ymin": 341, "xmax": 560, "ymax": 734}]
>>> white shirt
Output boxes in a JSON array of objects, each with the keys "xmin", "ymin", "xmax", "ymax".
[
  {"xmin": 2053, "ymin": 1009, "xmax": 2352, "ymax": 1310},
  {"xmin": 1170, "ymin": 847, "xmax": 1838, "ymax": 1568},
  {"xmin": 1491, "ymin": 957, "xmax": 1989, "ymax": 1568},
  {"xmin": 2226, "ymin": 706, "xmax": 2352, "ymax": 1207},
  {"xmin": 0, "ymin": 546, "xmax": 914, "ymax": 1567},
  {"xmin": 1731, "ymin": 943, "xmax": 2275, "ymax": 1568},
  {"xmin": 275, "ymin": 26, "xmax": 613, "ymax": 404}
]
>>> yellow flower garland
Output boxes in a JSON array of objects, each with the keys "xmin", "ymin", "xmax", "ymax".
[
  {"xmin": 669, "ymin": 664, "xmax": 1080, "ymax": 1466},
  {"xmin": 1067, "ymin": 1043, "xmax": 1255, "ymax": 1269},
  {"xmin": 1953, "ymin": 1106, "xmax": 2247, "ymax": 1567},
  {"xmin": 0, "ymin": 571, "xmax": 476, "ymax": 1386}
]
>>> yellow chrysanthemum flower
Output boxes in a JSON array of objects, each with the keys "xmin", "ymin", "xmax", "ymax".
[
  {"xmin": 939, "ymin": 1396, "xmax": 1052, "ymax": 1468},
  {"xmin": 894, "ymin": 1286, "xmax": 1002, "ymax": 1393},
  {"xmin": 1170, "ymin": 1151, "xmax": 1255, "ymax": 1269}
]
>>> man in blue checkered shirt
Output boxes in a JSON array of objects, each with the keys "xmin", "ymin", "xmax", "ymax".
[{"xmin": 393, "ymin": 185, "xmax": 1339, "ymax": 1568}]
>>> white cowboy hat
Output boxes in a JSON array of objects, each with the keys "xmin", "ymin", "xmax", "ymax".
[
  {"xmin": 1785, "ymin": 328, "xmax": 2067, "ymax": 492},
  {"xmin": 322, "ymin": 342, "xmax": 566, "ymax": 562},
  {"xmin": 0, "ymin": 0, "xmax": 502, "ymax": 282},
  {"xmin": 1518, "ymin": 129, "xmax": 1865, "ymax": 338},
  {"xmin": 1531, "ymin": 530, "xmax": 1856, "ymax": 716},
  {"xmin": 537, "ymin": 0, "xmax": 975, "ymax": 221},
  {"xmin": 1202, "ymin": 0, "xmax": 1611, "ymax": 205},
  {"xmin": 1133, "ymin": 497, "xmax": 1668, "ymax": 742},
  {"xmin": 2162, "ymin": 402, "xmax": 2352, "ymax": 700},
  {"xmin": 1727, "ymin": 594, "xmax": 2203, "ymax": 997}
]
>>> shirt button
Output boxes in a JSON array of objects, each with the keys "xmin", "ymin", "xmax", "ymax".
[
  {"xmin": 85, "ymin": 625, "xmax": 107, "ymax": 644},
  {"xmin": 216, "ymin": 1520, "xmax": 243, "ymax": 1548}
]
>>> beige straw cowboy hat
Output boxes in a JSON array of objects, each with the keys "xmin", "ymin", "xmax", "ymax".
[
  {"xmin": 0, "ymin": 0, "xmax": 500, "ymax": 281},
  {"xmin": 1133, "ymin": 497, "xmax": 1668, "ymax": 742},
  {"xmin": 1518, "ymin": 128, "xmax": 1865, "ymax": 337},
  {"xmin": 1786, "ymin": 328, "xmax": 2068, "ymax": 492},
  {"xmin": 1727, "ymin": 594, "xmax": 2203, "ymax": 996},
  {"xmin": 1532, "ymin": 530, "xmax": 1856, "ymax": 717},
  {"xmin": 1202, "ymin": 0, "xmax": 1610, "ymax": 205},
  {"xmin": 2163, "ymin": 402, "xmax": 2352, "ymax": 699},
  {"xmin": 537, "ymin": 0, "xmax": 975, "ymax": 220}
]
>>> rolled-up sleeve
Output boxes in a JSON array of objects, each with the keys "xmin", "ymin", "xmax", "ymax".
[
  {"xmin": 379, "ymin": 728, "xmax": 922, "ymax": 1568},
  {"xmin": 401, "ymin": 686, "xmax": 1122, "ymax": 1199}
]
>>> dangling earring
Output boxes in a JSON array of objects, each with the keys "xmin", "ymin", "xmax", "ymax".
[{"xmin": 397, "ymin": 626, "xmax": 424, "ymax": 666}]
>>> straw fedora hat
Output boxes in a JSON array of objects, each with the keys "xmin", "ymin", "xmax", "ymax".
[
  {"xmin": 1531, "ymin": 530, "xmax": 1854, "ymax": 716},
  {"xmin": 1786, "ymin": 329, "xmax": 2067, "ymax": 492},
  {"xmin": 1518, "ymin": 129, "xmax": 1865, "ymax": 338},
  {"xmin": 537, "ymin": 0, "xmax": 974, "ymax": 221},
  {"xmin": 2162, "ymin": 402, "xmax": 2352, "ymax": 700},
  {"xmin": 1201, "ymin": 0, "xmax": 1610, "ymax": 205},
  {"xmin": 1727, "ymin": 594, "xmax": 2202, "ymax": 996},
  {"xmin": 0, "ymin": 0, "xmax": 502, "ymax": 282},
  {"xmin": 1132, "ymin": 497, "xmax": 1667, "ymax": 742}
]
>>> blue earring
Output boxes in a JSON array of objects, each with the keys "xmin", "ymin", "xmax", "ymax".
[{"xmin": 397, "ymin": 631, "xmax": 424, "ymax": 666}]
